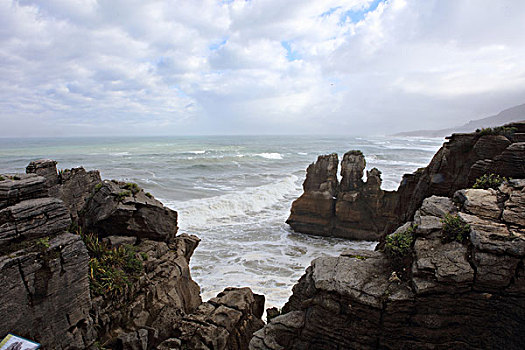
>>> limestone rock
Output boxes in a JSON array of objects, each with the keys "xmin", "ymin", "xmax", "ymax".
[
  {"xmin": 339, "ymin": 150, "xmax": 365, "ymax": 191},
  {"xmin": 287, "ymin": 154, "xmax": 338, "ymax": 236},
  {"xmin": 0, "ymin": 174, "xmax": 47, "ymax": 209},
  {"xmin": 0, "ymin": 197, "xmax": 71, "ymax": 249},
  {"xmin": 0, "ymin": 232, "xmax": 94, "ymax": 350},
  {"xmin": 26, "ymin": 160, "xmax": 102, "ymax": 222},
  {"xmin": 162, "ymin": 287, "xmax": 265, "ymax": 350},
  {"xmin": 26, "ymin": 159, "xmax": 59, "ymax": 190},
  {"xmin": 81, "ymin": 180, "xmax": 178, "ymax": 242}
]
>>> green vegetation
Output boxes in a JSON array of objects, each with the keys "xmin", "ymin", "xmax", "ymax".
[
  {"xmin": 385, "ymin": 225, "xmax": 416, "ymax": 260},
  {"xmin": 348, "ymin": 254, "xmax": 368, "ymax": 260},
  {"xmin": 11, "ymin": 175, "xmax": 21, "ymax": 180},
  {"xmin": 476, "ymin": 126, "xmax": 517, "ymax": 138},
  {"xmin": 0, "ymin": 175, "xmax": 4, "ymax": 181},
  {"xmin": 140, "ymin": 252, "xmax": 148, "ymax": 261},
  {"xmin": 472, "ymin": 173, "xmax": 507, "ymax": 190},
  {"xmin": 441, "ymin": 214, "xmax": 470, "ymax": 243},
  {"xmin": 123, "ymin": 182, "xmax": 140, "ymax": 195},
  {"xmin": 35, "ymin": 237, "xmax": 50, "ymax": 251},
  {"xmin": 116, "ymin": 190, "xmax": 132, "ymax": 202},
  {"xmin": 80, "ymin": 231, "xmax": 143, "ymax": 296},
  {"xmin": 94, "ymin": 183, "xmax": 103, "ymax": 192},
  {"xmin": 145, "ymin": 192, "xmax": 153, "ymax": 199}
]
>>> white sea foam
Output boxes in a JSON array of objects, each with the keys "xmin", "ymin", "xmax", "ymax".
[
  {"xmin": 168, "ymin": 175, "xmax": 300, "ymax": 228},
  {"xmin": 255, "ymin": 152, "xmax": 283, "ymax": 160},
  {"xmin": 189, "ymin": 150, "xmax": 206, "ymax": 154}
]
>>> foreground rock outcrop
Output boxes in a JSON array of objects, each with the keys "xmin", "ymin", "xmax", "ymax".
[
  {"xmin": 1, "ymin": 161, "xmax": 264, "ymax": 349},
  {"xmin": 252, "ymin": 180, "xmax": 525, "ymax": 349},
  {"xmin": 288, "ymin": 122, "xmax": 525, "ymax": 240}
]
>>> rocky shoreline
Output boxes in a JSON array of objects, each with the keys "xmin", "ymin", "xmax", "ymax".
[
  {"xmin": 1, "ymin": 122, "xmax": 524, "ymax": 349},
  {"xmin": 0, "ymin": 160, "xmax": 264, "ymax": 349}
]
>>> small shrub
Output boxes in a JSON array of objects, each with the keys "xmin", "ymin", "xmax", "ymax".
[
  {"xmin": 385, "ymin": 225, "xmax": 416, "ymax": 260},
  {"xmin": 0, "ymin": 175, "xmax": 4, "ymax": 181},
  {"xmin": 472, "ymin": 173, "xmax": 507, "ymax": 190},
  {"xmin": 94, "ymin": 183, "xmax": 103, "ymax": 192},
  {"xmin": 476, "ymin": 126, "xmax": 517, "ymax": 138},
  {"xmin": 123, "ymin": 182, "xmax": 140, "ymax": 195},
  {"xmin": 441, "ymin": 214, "xmax": 470, "ymax": 243},
  {"xmin": 116, "ymin": 190, "xmax": 132, "ymax": 202},
  {"xmin": 11, "ymin": 175, "xmax": 21, "ymax": 180},
  {"xmin": 35, "ymin": 237, "xmax": 50, "ymax": 251},
  {"xmin": 79, "ymin": 231, "xmax": 143, "ymax": 296},
  {"xmin": 145, "ymin": 192, "xmax": 153, "ymax": 199},
  {"xmin": 140, "ymin": 252, "xmax": 148, "ymax": 261}
]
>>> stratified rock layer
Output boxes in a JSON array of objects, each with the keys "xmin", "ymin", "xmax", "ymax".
[
  {"xmin": 252, "ymin": 183, "xmax": 525, "ymax": 350},
  {"xmin": 158, "ymin": 287, "xmax": 265, "ymax": 350},
  {"xmin": 287, "ymin": 151, "xmax": 396, "ymax": 240},
  {"xmin": 288, "ymin": 122, "xmax": 525, "ymax": 241},
  {"xmin": 1, "ymin": 161, "xmax": 264, "ymax": 350}
]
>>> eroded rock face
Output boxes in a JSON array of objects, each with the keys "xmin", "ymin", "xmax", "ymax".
[
  {"xmin": 0, "ymin": 233, "xmax": 95, "ymax": 350},
  {"xmin": 26, "ymin": 159, "xmax": 102, "ymax": 222},
  {"xmin": 395, "ymin": 122, "xmax": 525, "ymax": 229},
  {"xmin": 158, "ymin": 288, "xmax": 265, "ymax": 350},
  {"xmin": 253, "ymin": 189, "xmax": 525, "ymax": 349},
  {"xmin": 81, "ymin": 180, "xmax": 178, "ymax": 242},
  {"xmin": 286, "ymin": 154, "xmax": 338, "ymax": 236},
  {"xmin": 2, "ymin": 161, "xmax": 264, "ymax": 350},
  {"xmin": 287, "ymin": 151, "xmax": 397, "ymax": 240}
]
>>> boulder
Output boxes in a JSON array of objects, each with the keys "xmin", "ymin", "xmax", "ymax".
[
  {"xmin": 81, "ymin": 180, "xmax": 178, "ymax": 242},
  {"xmin": 159, "ymin": 287, "xmax": 264, "ymax": 350}
]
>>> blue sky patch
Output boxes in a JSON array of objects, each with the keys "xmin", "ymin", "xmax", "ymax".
[
  {"xmin": 281, "ymin": 41, "xmax": 301, "ymax": 61},
  {"xmin": 340, "ymin": 0, "xmax": 384, "ymax": 24}
]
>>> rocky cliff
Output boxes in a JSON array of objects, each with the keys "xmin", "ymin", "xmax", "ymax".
[
  {"xmin": 252, "ymin": 180, "xmax": 525, "ymax": 349},
  {"xmin": 287, "ymin": 122, "xmax": 525, "ymax": 241},
  {"xmin": 0, "ymin": 160, "xmax": 264, "ymax": 349}
]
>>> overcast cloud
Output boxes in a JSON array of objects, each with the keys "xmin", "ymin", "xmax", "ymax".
[{"xmin": 1, "ymin": 0, "xmax": 525, "ymax": 137}]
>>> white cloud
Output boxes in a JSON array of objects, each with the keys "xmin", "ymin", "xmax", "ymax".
[{"xmin": 1, "ymin": 0, "xmax": 525, "ymax": 136}]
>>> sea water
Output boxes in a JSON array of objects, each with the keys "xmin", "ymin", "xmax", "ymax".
[{"xmin": 0, "ymin": 135, "xmax": 443, "ymax": 309}]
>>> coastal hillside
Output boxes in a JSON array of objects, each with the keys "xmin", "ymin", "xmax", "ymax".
[{"xmin": 394, "ymin": 103, "xmax": 525, "ymax": 137}]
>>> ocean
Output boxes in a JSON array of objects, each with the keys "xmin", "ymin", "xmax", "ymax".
[{"xmin": 0, "ymin": 135, "xmax": 443, "ymax": 309}]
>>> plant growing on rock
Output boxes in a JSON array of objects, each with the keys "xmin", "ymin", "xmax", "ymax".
[
  {"xmin": 476, "ymin": 126, "xmax": 517, "ymax": 138},
  {"xmin": 79, "ymin": 231, "xmax": 143, "ymax": 296},
  {"xmin": 35, "ymin": 237, "xmax": 50, "ymax": 251},
  {"xmin": 472, "ymin": 173, "xmax": 507, "ymax": 190},
  {"xmin": 0, "ymin": 175, "xmax": 5, "ymax": 181},
  {"xmin": 441, "ymin": 214, "xmax": 470, "ymax": 243},
  {"xmin": 123, "ymin": 182, "xmax": 140, "ymax": 195},
  {"xmin": 116, "ymin": 190, "xmax": 132, "ymax": 202},
  {"xmin": 384, "ymin": 225, "xmax": 417, "ymax": 279},
  {"xmin": 385, "ymin": 225, "xmax": 416, "ymax": 260}
]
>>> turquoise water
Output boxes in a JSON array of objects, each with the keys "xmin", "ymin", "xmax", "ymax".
[{"xmin": 0, "ymin": 135, "xmax": 443, "ymax": 308}]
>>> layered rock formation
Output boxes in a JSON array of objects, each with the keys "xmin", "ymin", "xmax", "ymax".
[
  {"xmin": 288, "ymin": 122, "xmax": 525, "ymax": 241},
  {"xmin": 287, "ymin": 151, "xmax": 397, "ymax": 240},
  {"xmin": 252, "ymin": 180, "xmax": 525, "ymax": 349},
  {"xmin": 1, "ymin": 160, "xmax": 264, "ymax": 349}
]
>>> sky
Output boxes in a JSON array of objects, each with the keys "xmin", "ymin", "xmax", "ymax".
[{"xmin": 1, "ymin": 0, "xmax": 525, "ymax": 137}]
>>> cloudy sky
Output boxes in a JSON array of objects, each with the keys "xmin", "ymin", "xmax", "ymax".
[{"xmin": 1, "ymin": 0, "xmax": 525, "ymax": 137}]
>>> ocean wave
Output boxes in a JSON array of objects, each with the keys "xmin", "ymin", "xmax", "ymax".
[
  {"xmin": 167, "ymin": 175, "xmax": 300, "ymax": 228},
  {"xmin": 255, "ymin": 152, "xmax": 283, "ymax": 160},
  {"xmin": 189, "ymin": 150, "xmax": 206, "ymax": 154}
]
